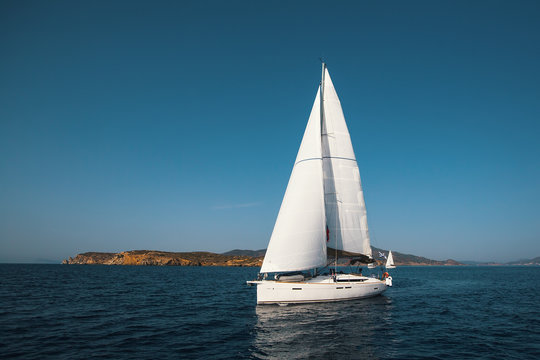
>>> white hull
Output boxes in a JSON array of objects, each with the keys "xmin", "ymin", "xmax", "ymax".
[
  {"xmin": 386, "ymin": 265, "xmax": 396, "ymax": 269},
  {"xmin": 248, "ymin": 274, "xmax": 386, "ymax": 305}
]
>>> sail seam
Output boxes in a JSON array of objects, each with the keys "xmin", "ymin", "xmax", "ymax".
[
  {"xmin": 294, "ymin": 157, "xmax": 322, "ymax": 166},
  {"xmin": 322, "ymin": 156, "xmax": 356, "ymax": 161}
]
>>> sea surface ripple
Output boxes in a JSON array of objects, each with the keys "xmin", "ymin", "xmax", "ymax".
[{"xmin": 0, "ymin": 265, "xmax": 539, "ymax": 359}]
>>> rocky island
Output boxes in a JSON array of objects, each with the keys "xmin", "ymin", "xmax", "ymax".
[{"xmin": 63, "ymin": 250, "xmax": 263, "ymax": 267}]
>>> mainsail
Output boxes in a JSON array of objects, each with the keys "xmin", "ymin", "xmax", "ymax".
[
  {"xmin": 260, "ymin": 65, "xmax": 372, "ymax": 273},
  {"xmin": 321, "ymin": 68, "xmax": 372, "ymax": 258}
]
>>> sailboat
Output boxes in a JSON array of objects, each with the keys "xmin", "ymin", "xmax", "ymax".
[
  {"xmin": 247, "ymin": 63, "xmax": 392, "ymax": 305},
  {"xmin": 386, "ymin": 250, "xmax": 396, "ymax": 269}
]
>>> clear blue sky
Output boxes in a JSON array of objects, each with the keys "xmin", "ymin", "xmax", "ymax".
[{"xmin": 1, "ymin": 0, "xmax": 539, "ymax": 263}]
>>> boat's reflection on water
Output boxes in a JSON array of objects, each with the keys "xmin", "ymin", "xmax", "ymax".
[{"xmin": 249, "ymin": 295, "xmax": 394, "ymax": 359}]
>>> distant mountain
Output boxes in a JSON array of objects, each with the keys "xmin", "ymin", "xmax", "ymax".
[
  {"xmin": 457, "ymin": 260, "xmax": 507, "ymax": 266},
  {"xmin": 507, "ymin": 257, "xmax": 540, "ymax": 266},
  {"xmin": 371, "ymin": 247, "xmax": 463, "ymax": 266},
  {"xmin": 222, "ymin": 249, "xmax": 267, "ymax": 257},
  {"xmin": 457, "ymin": 257, "xmax": 540, "ymax": 266}
]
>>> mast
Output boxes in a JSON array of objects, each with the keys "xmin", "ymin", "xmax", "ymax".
[
  {"xmin": 320, "ymin": 62, "xmax": 339, "ymax": 273},
  {"xmin": 320, "ymin": 61, "xmax": 325, "ymax": 131}
]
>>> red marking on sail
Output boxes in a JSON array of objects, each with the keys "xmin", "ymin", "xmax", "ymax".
[{"xmin": 326, "ymin": 225, "xmax": 330, "ymax": 242}]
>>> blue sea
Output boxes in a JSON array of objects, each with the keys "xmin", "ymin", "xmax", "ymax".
[{"xmin": 1, "ymin": 265, "xmax": 539, "ymax": 359}]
